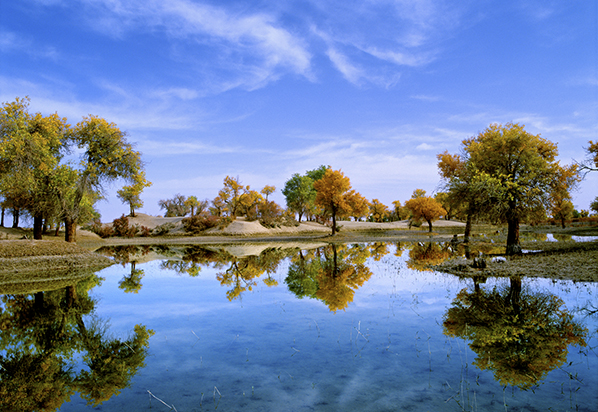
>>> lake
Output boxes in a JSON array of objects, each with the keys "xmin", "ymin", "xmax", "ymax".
[{"xmin": 1, "ymin": 242, "xmax": 597, "ymax": 411}]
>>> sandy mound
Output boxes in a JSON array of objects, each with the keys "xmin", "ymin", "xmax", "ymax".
[{"xmin": 102, "ymin": 213, "xmax": 465, "ymax": 238}]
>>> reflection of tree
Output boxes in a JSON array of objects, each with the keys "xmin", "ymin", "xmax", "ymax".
[
  {"xmin": 286, "ymin": 244, "xmax": 380, "ymax": 312},
  {"xmin": 407, "ymin": 242, "xmax": 451, "ymax": 271},
  {"xmin": 216, "ymin": 248, "xmax": 289, "ymax": 301},
  {"xmin": 0, "ymin": 276, "xmax": 153, "ymax": 410},
  {"xmin": 119, "ymin": 261, "xmax": 145, "ymax": 293},
  {"xmin": 443, "ymin": 277, "xmax": 587, "ymax": 389},
  {"xmin": 97, "ymin": 245, "xmax": 150, "ymax": 293}
]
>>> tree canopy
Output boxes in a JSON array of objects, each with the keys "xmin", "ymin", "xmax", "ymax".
[
  {"xmin": 443, "ymin": 123, "xmax": 577, "ymax": 254},
  {"xmin": 0, "ymin": 97, "xmax": 149, "ymax": 242},
  {"xmin": 404, "ymin": 189, "xmax": 446, "ymax": 232},
  {"xmin": 313, "ymin": 168, "xmax": 362, "ymax": 235}
]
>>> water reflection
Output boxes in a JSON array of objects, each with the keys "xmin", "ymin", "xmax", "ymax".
[
  {"xmin": 2, "ymin": 240, "xmax": 597, "ymax": 411},
  {"xmin": 443, "ymin": 276, "xmax": 588, "ymax": 389},
  {"xmin": 285, "ymin": 244, "xmax": 376, "ymax": 311},
  {"xmin": 0, "ymin": 275, "xmax": 153, "ymax": 411}
]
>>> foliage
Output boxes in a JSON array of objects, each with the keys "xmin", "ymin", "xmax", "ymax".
[
  {"xmin": 261, "ymin": 185, "xmax": 276, "ymax": 201},
  {"xmin": 158, "ymin": 194, "xmax": 189, "ymax": 217},
  {"xmin": 443, "ymin": 278, "xmax": 587, "ymax": 389},
  {"xmin": 404, "ymin": 189, "xmax": 446, "ymax": 232},
  {"xmin": 345, "ymin": 191, "xmax": 369, "ymax": 221},
  {"xmin": 369, "ymin": 198, "xmax": 389, "ymax": 222},
  {"xmin": 441, "ymin": 123, "xmax": 578, "ymax": 255},
  {"xmin": 89, "ymin": 218, "xmax": 114, "ymax": 238},
  {"xmin": 213, "ymin": 176, "xmax": 246, "ymax": 217},
  {"xmin": 152, "ymin": 222, "xmax": 176, "ymax": 236},
  {"xmin": 282, "ymin": 173, "xmax": 316, "ymax": 221},
  {"xmin": 181, "ymin": 213, "xmax": 220, "ymax": 233},
  {"xmin": 116, "ymin": 171, "xmax": 152, "ymax": 217},
  {"xmin": 391, "ymin": 200, "xmax": 405, "ymax": 221},
  {"xmin": 313, "ymin": 168, "xmax": 364, "ymax": 235},
  {"xmin": 184, "ymin": 196, "xmax": 208, "ymax": 217},
  {"xmin": 0, "ymin": 281, "xmax": 154, "ymax": 410},
  {"xmin": 285, "ymin": 244, "xmax": 379, "ymax": 312},
  {"xmin": 237, "ymin": 187, "xmax": 263, "ymax": 219},
  {"xmin": 112, "ymin": 215, "xmax": 138, "ymax": 238},
  {"xmin": 407, "ymin": 242, "xmax": 451, "ymax": 271},
  {"xmin": 0, "ymin": 97, "xmax": 69, "ymax": 239}
]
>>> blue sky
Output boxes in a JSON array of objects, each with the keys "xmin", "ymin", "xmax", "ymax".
[{"xmin": 1, "ymin": 0, "xmax": 597, "ymax": 221}]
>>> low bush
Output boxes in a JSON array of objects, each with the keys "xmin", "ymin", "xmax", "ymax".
[
  {"xmin": 139, "ymin": 225, "xmax": 151, "ymax": 237},
  {"xmin": 89, "ymin": 218, "xmax": 114, "ymax": 238},
  {"xmin": 181, "ymin": 213, "xmax": 220, "ymax": 234},
  {"xmin": 112, "ymin": 215, "xmax": 138, "ymax": 238},
  {"xmin": 153, "ymin": 222, "xmax": 176, "ymax": 236},
  {"xmin": 259, "ymin": 202, "xmax": 298, "ymax": 228}
]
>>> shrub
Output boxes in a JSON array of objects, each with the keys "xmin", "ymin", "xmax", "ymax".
[
  {"xmin": 112, "ymin": 215, "xmax": 138, "ymax": 238},
  {"xmin": 139, "ymin": 225, "xmax": 151, "ymax": 237},
  {"xmin": 89, "ymin": 218, "xmax": 114, "ymax": 238},
  {"xmin": 153, "ymin": 222, "xmax": 176, "ymax": 236},
  {"xmin": 181, "ymin": 213, "xmax": 220, "ymax": 234},
  {"xmin": 259, "ymin": 202, "xmax": 298, "ymax": 228}
]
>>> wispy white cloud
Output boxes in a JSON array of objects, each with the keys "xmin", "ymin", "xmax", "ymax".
[
  {"xmin": 70, "ymin": 0, "xmax": 313, "ymax": 90},
  {"xmin": 326, "ymin": 47, "xmax": 364, "ymax": 84}
]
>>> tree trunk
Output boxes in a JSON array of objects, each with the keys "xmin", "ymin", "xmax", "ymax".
[
  {"xmin": 331, "ymin": 210, "xmax": 337, "ymax": 235},
  {"xmin": 560, "ymin": 217, "xmax": 566, "ymax": 229},
  {"xmin": 464, "ymin": 213, "xmax": 473, "ymax": 244},
  {"xmin": 506, "ymin": 217, "xmax": 521, "ymax": 255},
  {"xmin": 427, "ymin": 219, "xmax": 433, "ymax": 232},
  {"xmin": 12, "ymin": 208, "xmax": 19, "ymax": 228},
  {"xmin": 64, "ymin": 217, "xmax": 77, "ymax": 243},
  {"xmin": 130, "ymin": 203, "xmax": 136, "ymax": 217},
  {"xmin": 506, "ymin": 276, "xmax": 522, "ymax": 316},
  {"xmin": 0, "ymin": 207, "xmax": 4, "ymax": 227},
  {"xmin": 33, "ymin": 215, "xmax": 43, "ymax": 240}
]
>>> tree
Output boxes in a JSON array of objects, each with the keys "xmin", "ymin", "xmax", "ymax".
[
  {"xmin": 158, "ymin": 194, "xmax": 188, "ymax": 217},
  {"xmin": 391, "ymin": 200, "xmax": 404, "ymax": 221},
  {"xmin": 578, "ymin": 140, "xmax": 598, "ymax": 174},
  {"xmin": 305, "ymin": 165, "xmax": 329, "ymax": 182},
  {"xmin": 62, "ymin": 115, "xmax": 146, "ymax": 242},
  {"xmin": 369, "ymin": 199, "xmax": 389, "ymax": 222},
  {"xmin": 313, "ymin": 168, "xmax": 358, "ymax": 235},
  {"xmin": 462, "ymin": 123, "xmax": 578, "ymax": 254},
  {"xmin": 551, "ymin": 199, "xmax": 574, "ymax": 228},
  {"xmin": 437, "ymin": 150, "xmax": 498, "ymax": 243},
  {"xmin": 116, "ymin": 172, "xmax": 151, "ymax": 217},
  {"xmin": 591, "ymin": 197, "xmax": 598, "ymax": 215},
  {"xmin": 0, "ymin": 97, "xmax": 69, "ymax": 239},
  {"xmin": 213, "ymin": 176, "xmax": 246, "ymax": 218},
  {"xmin": 282, "ymin": 174, "xmax": 316, "ymax": 222},
  {"xmin": 404, "ymin": 189, "xmax": 446, "ymax": 232},
  {"xmin": 260, "ymin": 185, "xmax": 275, "ymax": 201},
  {"xmin": 346, "ymin": 191, "xmax": 370, "ymax": 221},
  {"xmin": 237, "ymin": 187, "xmax": 263, "ymax": 219}
]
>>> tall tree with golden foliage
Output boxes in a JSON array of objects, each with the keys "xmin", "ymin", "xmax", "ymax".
[
  {"xmin": 313, "ymin": 168, "xmax": 364, "ymax": 235},
  {"xmin": 462, "ymin": 123, "xmax": 577, "ymax": 254}
]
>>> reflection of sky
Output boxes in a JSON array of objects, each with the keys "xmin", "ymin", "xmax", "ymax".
[{"xmin": 58, "ymin": 245, "xmax": 598, "ymax": 412}]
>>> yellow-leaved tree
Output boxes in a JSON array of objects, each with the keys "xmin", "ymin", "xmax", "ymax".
[
  {"xmin": 313, "ymin": 168, "xmax": 364, "ymax": 235},
  {"xmin": 404, "ymin": 189, "xmax": 446, "ymax": 232},
  {"xmin": 462, "ymin": 123, "xmax": 577, "ymax": 254}
]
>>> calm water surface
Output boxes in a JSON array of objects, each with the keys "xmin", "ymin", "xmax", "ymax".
[{"xmin": 1, "ymin": 242, "xmax": 597, "ymax": 411}]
